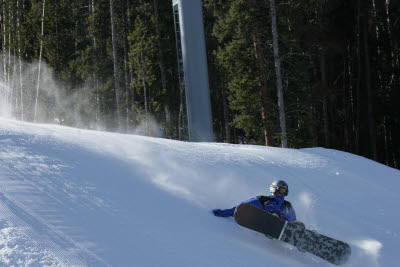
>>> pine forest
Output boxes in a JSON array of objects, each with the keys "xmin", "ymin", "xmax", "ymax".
[{"xmin": 0, "ymin": 0, "xmax": 399, "ymax": 169}]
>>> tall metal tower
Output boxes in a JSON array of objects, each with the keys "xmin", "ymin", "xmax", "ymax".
[{"xmin": 172, "ymin": 0, "xmax": 214, "ymax": 142}]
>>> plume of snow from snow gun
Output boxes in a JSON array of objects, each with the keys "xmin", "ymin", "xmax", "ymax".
[{"xmin": 0, "ymin": 52, "xmax": 165, "ymax": 136}]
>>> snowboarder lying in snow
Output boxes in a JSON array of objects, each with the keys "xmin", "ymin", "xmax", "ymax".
[
  {"xmin": 212, "ymin": 180, "xmax": 348, "ymax": 258},
  {"xmin": 212, "ymin": 180, "xmax": 297, "ymax": 222}
]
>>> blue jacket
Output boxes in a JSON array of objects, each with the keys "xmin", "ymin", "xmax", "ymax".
[{"xmin": 213, "ymin": 195, "xmax": 296, "ymax": 222}]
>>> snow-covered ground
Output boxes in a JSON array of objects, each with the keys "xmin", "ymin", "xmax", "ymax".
[{"xmin": 0, "ymin": 117, "xmax": 399, "ymax": 266}]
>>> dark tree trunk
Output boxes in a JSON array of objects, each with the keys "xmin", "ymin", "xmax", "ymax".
[{"xmin": 361, "ymin": 10, "xmax": 377, "ymax": 160}]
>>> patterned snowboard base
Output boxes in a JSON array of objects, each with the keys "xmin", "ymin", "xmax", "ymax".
[{"xmin": 234, "ymin": 203, "xmax": 351, "ymax": 265}]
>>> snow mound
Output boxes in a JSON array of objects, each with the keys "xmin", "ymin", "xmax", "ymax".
[{"xmin": 0, "ymin": 118, "xmax": 399, "ymax": 266}]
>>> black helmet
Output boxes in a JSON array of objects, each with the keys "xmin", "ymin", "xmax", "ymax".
[{"xmin": 270, "ymin": 180, "xmax": 289, "ymax": 196}]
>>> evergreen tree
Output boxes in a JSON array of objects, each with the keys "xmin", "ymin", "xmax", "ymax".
[{"xmin": 0, "ymin": 0, "xmax": 398, "ymax": 168}]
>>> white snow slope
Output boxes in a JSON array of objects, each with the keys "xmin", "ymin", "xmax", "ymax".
[{"xmin": 0, "ymin": 118, "xmax": 399, "ymax": 267}]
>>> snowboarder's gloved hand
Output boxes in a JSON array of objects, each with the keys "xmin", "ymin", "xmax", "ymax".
[
  {"xmin": 212, "ymin": 209, "xmax": 232, "ymax": 217},
  {"xmin": 212, "ymin": 209, "xmax": 222, "ymax": 216}
]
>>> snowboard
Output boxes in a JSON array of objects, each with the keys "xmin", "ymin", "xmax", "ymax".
[{"xmin": 234, "ymin": 203, "xmax": 351, "ymax": 265}]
